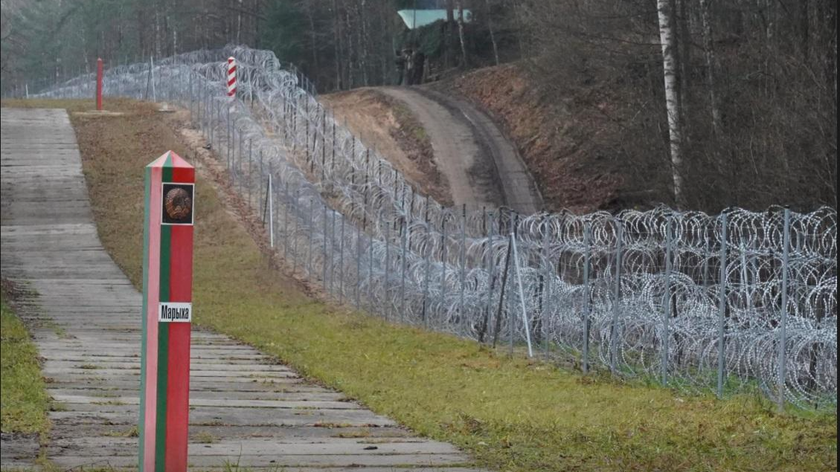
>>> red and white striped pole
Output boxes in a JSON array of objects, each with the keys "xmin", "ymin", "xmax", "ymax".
[
  {"xmin": 96, "ymin": 58, "xmax": 103, "ymax": 110},
  {"xmin": 226, "ymin": 57, "xmax": 236, "ymax": 108}
]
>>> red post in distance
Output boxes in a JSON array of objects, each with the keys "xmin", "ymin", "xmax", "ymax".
[{"xmin": 96, "ymin": 58, "xmax": 103, "ymax": 110}]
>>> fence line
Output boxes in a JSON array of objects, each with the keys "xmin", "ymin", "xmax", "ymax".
[{"xmin": 28, "ymin": 45, "xmax": 837, "ymax": 411}]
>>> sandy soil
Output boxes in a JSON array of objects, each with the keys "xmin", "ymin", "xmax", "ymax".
[
  {"xmin": 320, "ymin": 89, "xmax": 452, "ymax": 206},
  {"xmin": 381, "ymin": 87, "xmax": 543, "ymax": 214},
  {"xmin": 323, "ymin": 86, "xmax": 542, "ymax": 213}
]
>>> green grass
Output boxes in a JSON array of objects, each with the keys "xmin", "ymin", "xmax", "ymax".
[
  {"xmin": 5, "ymin": 98, "xmax": 836, "ymax": 472},
  {"xmin": 0, "ymin": 282, "xmax": 50, "ymax": 436}
]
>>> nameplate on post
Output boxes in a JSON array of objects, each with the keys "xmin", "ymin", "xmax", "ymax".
[{"xmin": 159, "ymin": 302, "xmax": 192, "ymax": 323}]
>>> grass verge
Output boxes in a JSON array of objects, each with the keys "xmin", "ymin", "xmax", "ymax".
[
  {"xmin": 3, "ymin": 98, "xmax": 836, "ymax": 472},
  {"xmin": 0, "ymin": 280, "xmax": 50, "ymax": 437}
]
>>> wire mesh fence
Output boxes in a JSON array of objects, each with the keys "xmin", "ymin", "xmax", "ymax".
[{"xmin": 23, "ymin": 45, "xmax": 837, "ymax": 411}]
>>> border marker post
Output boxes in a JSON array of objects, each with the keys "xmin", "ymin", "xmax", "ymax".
[
  {"xmin": 139, "ymin": 151, "xmax": 195, "ymax": 472},
  {"xmin": 96, "ymin": 58, "xmax": 103, "ymax": 110},
  {"xmin": 227, "ymin": 56, "xmax": 237, "ymax": 109}
]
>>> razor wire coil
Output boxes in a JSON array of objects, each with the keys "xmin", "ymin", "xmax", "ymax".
[{"xmin": 29, "ymin": 45, "xmax": 837, "ymax": 411}]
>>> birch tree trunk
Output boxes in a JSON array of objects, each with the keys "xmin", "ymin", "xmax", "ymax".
[
  {"xmin": 237, "ymin": 0, "xmax": 242, "ymax": 44},
  {"xmin": 699, "ymin": 0, "xmax": 721, "ymax": 136},
  {"xmin": 801, "ymin": 0, "xmax": 810, "ymax": 63},
  {"xmin": 484, "ymin": 0, "xmax": 500, "ymax": 66},
  {"xmin": 331, "ymin": 0, "xmax": 343, "ymax": 90},
  {"xmin": 345, "ymin": 7, "xmax": 355, "ymax": 88},
  {"xmin": 656, "ymin": 0, "xmax": 684, "ymax": 204},
  {"xmin": 360, "ymin": 0, "xmax": 369, "ymax": 86},
  {"xmin": 676, "ymin": 0, "xmax": 690, "ymax": 136},
  {"xmin": 445, "ymin": 0, "xmax": 454, "ymax": 68},
  {"xmin": 254, "ymin": 0, "xmax": 261, "ymax": 48},
  {"xmin": 154, "ymin": 4, "xmax": 162, "ymax": 59},
  {"xmin": 304, "ymin": 0, "xmax": 319, "ymax": 82},
  {"xmin": 456, "ymin": 1, "xmax": 468, "ymax": 68}
]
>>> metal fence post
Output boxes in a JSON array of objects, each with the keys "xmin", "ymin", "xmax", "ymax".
[
  {"xmin": 422, "ymin": 200, "xmax": 431, "ymax": 327},
  {"xmin": 440, "ymin": 217, "xmax": 449, "ymax": 319},
  {"xmin": 541, "ymin": 226, "xmax": 552, "ymax": 359},
  {"xmin": 216, "ymin": 101, "xmax": 221, "ymax": 154},
  {"xmin": 226, "ymin": 103, "xmax": 232, "ymax": 170},
  {"xmin": 150, "ymin": 56, "xmax": 156, "ymax": 101},
  {"xmin": 459, "ymin": 205, "xmax": 467, "ymax": 334},
  {"xmin": 777, "ymin": 208, "xmax": 791, "ymax": 410},
  {"xmin": 292, "ymin": 188, "xmax": 299, "ymax": 275},
  {"xmin": 258, "ymin": 149, "xmax": 264, "ymax": 215},
  {"xmin": 703, "ymin": 236, "xmax": 711, "ymax": 288},
  {"xmin": 741, "ymin": 239, "xmax": 753, "ymax": 316},
  {"xmin": 355, "ymin": 222, "xmax": 362, "ymax": 310},
  {"xmin": 323, "ymin": 203, "xmax": 328, "ymax": 290},
  {"xmin": 231, "ymin": 124, "xmax": 237, "ymax": 186},
  {"xmin": 247, "ymin": 139, "xmax": 253, "ymax": 206},
  {"xmin": 481, "ymin": 212, "xmax": 497, "ymax": 343},
  {"xmin": 328, "ymin": 210, "xmax": 335, "ymax": 297},
  {"xmin": 385, "ymin": 214, "xmax": 392, "ymax": 320},
  {"xmin": 283, "ymin": 181, "xmax": 290, "ymax": 258},
  {"xmin": 508, "ymin": 234, "xmax": 515, "ymax": 357},
  {"xmin": 661, "ymin": 214, "xmax": 674, "ymax": 385},
  {"xmin": 208, "ymin": 93, "xmax": 214, "ymax": 146},
  {"xmin": 368, "ymin": 218, "xmax": 375, "ymax": 315},
  {"xmin": 511, "ymin": 234, "xmax": 534, "ymax": 358},
  {"xmin": 610, "ymin": 218, "xmax": 623, "ymax": 375},
  {"xmin": 339, "ymin": 214, "xmax": 345, "ymax": 303},
  {"xmin": 268, "ymin": 174, "xmax": 274, "ymax": 248},
  {"xmin": 307, "ymin": 199, "xmax": 314, "ymax": 278},
  {"xmin": 202, "ymin": 84, "xmax": 207, "ymax": 134},
  {"xmin": 582, "ymin": 222, "xmax": 592, "ymax": 373},
  {"xmin": 492, "ymin": 217, "xmax": 512, "ymax": 349},
  {"xmin": 716, "ymin": 212, "xmax": 729, "ymax": 398},
  {"xmin": 400, "ymin": 217, "xmax": 408, "ymax": 323},
  {"xmin": 188, "ymin": 71, "xmax": 194, "ymax": 122}
]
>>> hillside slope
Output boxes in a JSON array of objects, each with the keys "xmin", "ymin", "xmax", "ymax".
[
  {"xmin": 323, "ymin": 65, "xmax": 636, "ymax": 214},
  {"xmin": 433, "ymin": 64, "xmax": 631, "ymax": 213},
  {"xmin": 320, "ymin": 89, "xmax": 452, "ymax": 206},
  {"xmin": 322, "ymin": 86, "xmax": 543, "ymax": 214}
]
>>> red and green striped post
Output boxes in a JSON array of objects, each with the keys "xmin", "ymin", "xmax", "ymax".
[{"xmin": 140, "ymin": 151, "xmax": 195, "ymax": 472}]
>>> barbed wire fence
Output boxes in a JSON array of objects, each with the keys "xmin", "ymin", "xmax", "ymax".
[{"xmin": 18, "ymin": 45, "xmax": 837, "ymax": 412}]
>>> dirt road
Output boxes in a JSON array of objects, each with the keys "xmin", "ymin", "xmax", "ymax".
[{"xmin": 379, "ymin": 87, "xmax": 543, "ymax": 214}]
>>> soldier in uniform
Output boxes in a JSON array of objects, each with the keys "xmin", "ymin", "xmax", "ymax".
[
  {"xmin": 404, "ymin": 48, "xmax": 415, "ymax": 85},
  {"xmin": 411, "ymin": 49, "xmax": 426, "ymax": 85},
  {"xmin": 395, "ymin": 49, "xmax": 407, "ymax": 86}
]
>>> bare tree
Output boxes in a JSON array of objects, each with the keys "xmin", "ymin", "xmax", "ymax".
[
  {"xmin": 484, "ymin": 0, "xmax": 500, "ymax": 66},
  {"xmin": 656, "ymin": 0, "xmax": 684, "ymax": 205},
  {"xmin": 699, "ymin": 0, "xmax": 721, "ymax": 136},
  {"xmin": 456, "ymin": 0, "xmax": 467, "ymax": 67}
]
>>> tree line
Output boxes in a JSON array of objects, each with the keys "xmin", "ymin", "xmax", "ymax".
[
  {"xmin": 1, "ymin": 0, "xmax": 835, "ymax": 211},
  {"xmin": 517, "ymin": 0, "xmax": 836, "ymax": 210},
  {"xmin": 1, "ymin": 1, "xmax": 518, "ymax": 92}
]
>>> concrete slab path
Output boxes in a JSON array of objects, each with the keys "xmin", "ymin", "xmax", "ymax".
[{"xmin": 1, "ymin": 107, "xmax": 484, "ymax": 471}]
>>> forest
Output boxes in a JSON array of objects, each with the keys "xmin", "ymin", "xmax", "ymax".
[{"xmin": 1, "ymin": 0, "xmax": 836, "ymax": 211}]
